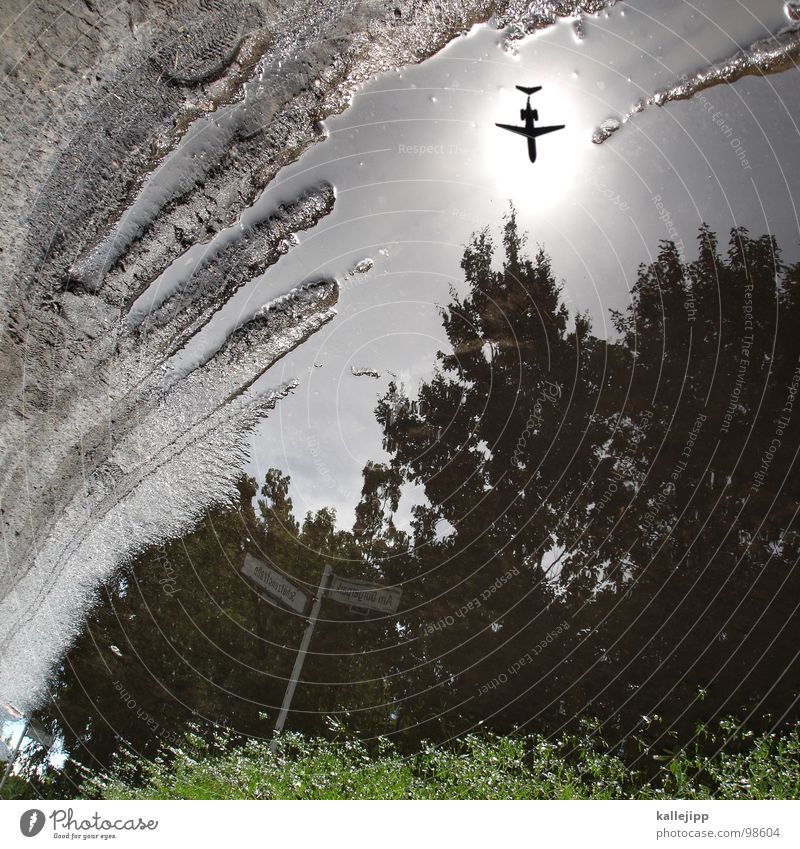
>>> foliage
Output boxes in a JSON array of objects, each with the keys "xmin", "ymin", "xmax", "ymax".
[{"xmin": 76, "ymin": 719, "xmax": 800, "ymax": 800}]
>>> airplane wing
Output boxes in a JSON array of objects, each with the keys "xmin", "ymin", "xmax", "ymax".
[{"xmin": 495, "ymin": 123, "xmax": 566, "ymax": 139}]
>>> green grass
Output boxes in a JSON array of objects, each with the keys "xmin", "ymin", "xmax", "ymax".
[{"xmin": 76, "ymin": 719, "xmax": 800, "ymax": 800}]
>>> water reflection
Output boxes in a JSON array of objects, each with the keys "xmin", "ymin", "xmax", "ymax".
[{"xmin": 31, "ymin": 213, "xmax": 800, "ymax": 790}]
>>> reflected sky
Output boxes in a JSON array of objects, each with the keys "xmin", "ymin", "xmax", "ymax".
[{"xmin": 218, "ymin": 0, "xmax": 800, "ymax": 528}]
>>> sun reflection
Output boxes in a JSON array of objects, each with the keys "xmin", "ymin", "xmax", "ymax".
[{"xmin": 483, "ymin": 80, "xmax": 588, "ymax": 208}]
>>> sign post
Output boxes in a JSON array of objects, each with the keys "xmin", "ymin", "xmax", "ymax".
[
  {"xmin": 270, "ymin": 564, "xmax": 333, "ymax": 754},
  {"xmin": 262, "ymin": 564, "xmax": 401, "ymax": 753}
]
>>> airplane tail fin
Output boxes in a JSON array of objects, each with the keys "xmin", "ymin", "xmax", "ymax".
[{"xmin": 516, "ymin": 85, "xmax": 542, "ymax": 95}]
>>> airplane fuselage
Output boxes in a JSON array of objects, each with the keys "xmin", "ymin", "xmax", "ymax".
[{"xmin": 521, "ymin": 99, "xmax": 540, "ymax": 163}]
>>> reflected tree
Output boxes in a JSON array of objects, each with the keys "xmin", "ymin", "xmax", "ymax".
[
  {"xmin": 378, "ymin": 215, "xmax": 800, "ymax": 741},
  {"xmin": 32, "ymin": 473, "xmax": 409, "ymax": 793},
  {"xmin": 29, "ymin": 214, "xmax": 800, "ymax": 792}
]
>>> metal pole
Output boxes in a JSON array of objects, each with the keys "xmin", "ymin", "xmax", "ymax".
[
  {"xmin": 270, "ymin": 564, "xmax": 332, "ymax": 754},
  {"xmin": 0, "ymin": 718, "xmax": 29, "ymax": 796}
]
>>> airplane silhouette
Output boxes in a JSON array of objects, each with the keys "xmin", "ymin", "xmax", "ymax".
[{"xmin": 496, "ymin": 85, "xmax": 566, "ymax": 163}]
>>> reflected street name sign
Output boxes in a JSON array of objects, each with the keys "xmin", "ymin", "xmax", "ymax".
[
  {"xmin": 328, "ymin": 574, "xmax": 402, "ymax": 614},
  {"xmin": 27, "ymin": 722, "xmax": 54, "ymax": 749},
  {"xmin": 242, "ymin": 553, "xmax": 308, "ymax": 614}
]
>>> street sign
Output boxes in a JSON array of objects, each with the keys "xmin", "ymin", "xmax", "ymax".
[
  {"xmin": 328, "ymin": 574, "xmax": 402, "ymax": 614},
  {"xmin": 27, "ymin": 722, "xmax": 54, "ymax": 749},
  {"xmin": 242, "ymin": 553, "xmax": 308, "ymax": 614}
]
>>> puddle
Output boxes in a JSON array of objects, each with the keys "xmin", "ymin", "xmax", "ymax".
[{"xmin": 4, "ymin": 1, "xmax": 800, "ymax": 771}]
